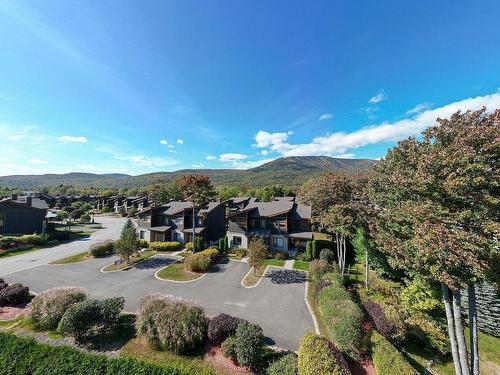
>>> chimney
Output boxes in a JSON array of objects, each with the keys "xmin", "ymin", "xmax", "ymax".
[
  {"xmin": 26, "ymin": 196, "xmax": 32, "ymax": 206},
  {"xmin": 11, "ymin": 193, "xmax": 18, "ymax": 201}
]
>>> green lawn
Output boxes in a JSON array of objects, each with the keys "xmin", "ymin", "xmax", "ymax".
[
  {"xmin": 121, "ymin": 338, "xmax": 221, "ymax": 375},
  {"xmin": 156, "ymin": 262, "xmax": 203, "ymax": 282},
  {"xmin": 50, "ymin": 251, "xmax": 89, "ymax": 265},
  {"xmin": 101, "ymin": 250, "xmax": 157, "ymax": 272},
  {"xmin": 293, "ymin": 260, "xmax": 310, "ymax": 271},
  {"xmin": 263, "ymin": 258, "xmax": 286, "ymax": 267}
]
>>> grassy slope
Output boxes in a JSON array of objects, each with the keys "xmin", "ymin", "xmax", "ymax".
[{"xmin": 50, "ymin": 251, "xmax": 89, "ymax": 265}]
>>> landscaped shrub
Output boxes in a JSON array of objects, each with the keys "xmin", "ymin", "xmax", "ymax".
[
  {"xmin": 185, "ymin": 252, "xmax": 212, "ymax": 272},
  {"xmin": 305, "ymin": 241, "xmax": 312, "ymax": 260},
  {"xmin": 58, "ymin": 297, "xmax": 125, "ymax": 345},
  {"xmin": 185, "ymin": 248, "xmax": 219, "ymax": 272},
  {"xmin": 234, "ymin": 320, "xmax": 264, "ymax": 367},
  {"xmin": 136, "ymin": 294, "xmax": 208, "ymax": 354},
  {"xmin": 370, "ymin": 331, "xmax": 417, "ymax": 375},
  {"xmin": 363, "ymin": 300, "xmax": 407, "ymax": 344},
  {"xmin": 208, "ymin": 313, "xmax": 242, "ymax": 344},
  {"xmin": 194, "ymin": 237, "xmax": 204, "ymax": 252},
  {"xmin": 0, "ymin": 284, "xmax": 30, "ymax": 306},
  {"xmin": 311, "ymin": 240, "xmax": 319, "ymax": 259},
  {"xmin": 400, "ymin": 276, "xmax": 442, "ymax": 315},
  {"xmin": 297, "ymin": 332, "xmax": 349, "ymax": 375},
  {"xmin": 319, "ymin": 248, "xmax": 335, "ymax": 263},
  {"xmin": 271, "ymin": 250, "xmax": 289, "ymax": 260},
  {"xmin": 407, "ymin": 314, "xmax": 450, "ymax": 355},
  {"xmin": 0, "ymin": 332, "xmax": 203, "ymax": 375},
  {"xmin": 80, "ymin": 213, "xmax": 91, "ymax": 222},
  {"xmin": 88, "ymin": 240, "xmax": 114, "ymax": 257},
  {"xmin": 296, "ymin": 252, "xmax": 309, "ymax": 262},
  {"xmin": 29, "ymin": 287, "xmax": 87, "ymax": 330},
  {"xmin": 137, "ymin": 239, "xmax": 149, "ymax": 249},
  {"xmin": 0, "ymin": 278, "xmax": 8, "ymax": 291},
  {"xmin": 221, "ymin": 336, "xmax": 238, "ymax": 361},
  {"xmin": 185, "ymin": 242, "xmax": 193, "ymax": 251},
  {"xmin": 0, "ymin": 233, "xmax": 47, "ymax": 249},
  {"xmin": 309, "ymin": 259, "xmax": 333, "ymax": 282},
  {"xmin": 235, "ymin": 248, "xmax": 247, "ymax": 258},
  {"xmin": 149, "ymin": 241, "xmax": 182, "ymax": 251},
  {"xmin": 266, "ymin": 353, "xmax": 298, "ymax": 375},
  {"xmin": 318, "ymin": 272, "xmax": 364, "ymax": 359}
]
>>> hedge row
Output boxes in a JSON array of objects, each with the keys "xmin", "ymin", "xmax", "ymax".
[
  {"xmin": 0, "ymin": 234, "xmax": 48, "ymax": 249},
  {"xmin": 318, "ymin": 272, "xmax": 364, "ymax": 359},
  {"xmin": 370, "ymin": 332, "xmax": 417, "ymax": 375},
  {"xmin": 185, "ymin": 248, "xmax": 219, "ymax": 272},
  {"xmin": 149, "ymin": 242, "xmax": 183, "ymax": 251},
  {"xmin": 305, "ymin": 239, "xmax": 333, "ymax": 260},
  {"xmin": 0, "ymin": 332, "xmax": 201, "ymax": 375},
  {"xmin": 297, "ymin": 332, "xmax": 349, "ymax": 375}
]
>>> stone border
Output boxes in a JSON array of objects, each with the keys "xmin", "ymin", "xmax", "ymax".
[
  {"xmin": 304, "ymin": 276, "xmax": 320, "ymax": 335},
  {"xmin": 240, "ymin": 265, "xmax": 269, "ymax": 289}
]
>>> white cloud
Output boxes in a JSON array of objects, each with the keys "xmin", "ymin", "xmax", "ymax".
[
  {"xmin": 115, "ymin": 155, "xmax": 178, "ymax": 168},
  {"xmin": 259, "ymin": 150, "xmax": 269, "ymax": 155},
  {"xmin": 28, "ymin": 158, "xmax": 48, "ymax": 165},
  {"xmin": 176, "ymin": 139, "xmax": 184, "ymax": 144},
  {"xmin": 332, "ymin": 153, "xmax": 355, "ymax": 159},
  {"xmin": 160, "ymin": 139, "xmax": 168, "ymax": 145},
  {"xmin": 192, "ymin": 163, "xmax": 204, "ymax": 168},
  {"xmin": 369, "ymin": 91, "xmax": 387, "ymax": 103},
  {"xmin": 57, "ymin": 135, "xmax": 87, "ymax": 143},
  {"xmin": 229, "ymin": 158, "xmax": 274, "ymax": 170},
  {"xmin": 253, "ymin": 92, "xmax": 500, "ymax": 157},
  {"xmin": 219, "ymin": 153, "xmax": 247, "ymax": 162},
  {"xmin": 254, "ymin": 130, "xmax": 293, "ymax": 148},
  {"xmin": 406, "ymin": 103, "xmax": 433, "ymax": 115},
  {"xmin": 318, "ymin": 113, "xmax": 333, "ymax": 121},
  {"xmin": 205, "ymin": 155, "xmax": 216, "ymax": 160}
]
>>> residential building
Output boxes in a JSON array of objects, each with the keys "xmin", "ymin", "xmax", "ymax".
[
  {"xmin": 223, "ymin": 197, "xmax": 257, "ymax": 216},
  {"xmin": 137, "ymin": 201, "xmax": 225, "ymax": 245},
  {"xmin": 0, "ymin": 194, "xmax": 49, "ymax": 234},
  {"xmin": 226, "ymin": 200, "xmax": 313, "ymax": 253}
]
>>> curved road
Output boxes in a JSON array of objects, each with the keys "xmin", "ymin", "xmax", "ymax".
[{"xmin": 0, "ymin": 216, "xmax": 126, "ymax": 277}]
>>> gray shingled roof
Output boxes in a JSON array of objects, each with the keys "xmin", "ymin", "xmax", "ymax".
[{"xmin": 245, "ymin": 200, "xmax": 294, "ymax": 217}]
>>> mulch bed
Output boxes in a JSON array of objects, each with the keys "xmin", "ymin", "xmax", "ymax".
[
  {"xmin": 0, "ymin": 303, "xmax": 28, "ymax": 320},
  {"xmin": 203, "ymin": 345, "xmax": 253, "ymax": 374}
]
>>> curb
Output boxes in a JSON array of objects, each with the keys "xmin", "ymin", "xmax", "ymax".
[
  {"xmin": 304, "ymin": 278, "xmax": 320, "ymax": 335},
  {"xmin": 154, "ymin": 258, "xmax": 209, "ymax": 284},
  {"xmin": 240, "ymin": 265, "xmax": 269, "ymax": 289}
]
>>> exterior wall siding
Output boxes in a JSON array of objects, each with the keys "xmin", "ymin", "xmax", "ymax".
[
  {"xmin": 227, "ymin": 231, "xmax": 248, "ymax": 249},
  {"xmin": 0, "ymin": 202, "xmax": 46, "ymax": 235}
]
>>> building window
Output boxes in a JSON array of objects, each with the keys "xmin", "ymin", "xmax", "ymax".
[
  {"xmin": 139, "ymin": 230, "xmax": 145, "ymax": 239},
  {"xmin": 196, "ymin": 217, "xmax": 203, "ymax": 226},
  {"xmin": 233, "ymin": 236, "xmax": 242, "ymax": 246},
  {"xmin": 273, "ymin": 237, "xmax": 284, "ymax": 248}
]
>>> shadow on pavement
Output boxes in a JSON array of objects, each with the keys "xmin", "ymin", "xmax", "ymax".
[
  {"xmin": 135, "ymin": 257, "xmax": 176, "ymax": 270},
  {"xmin": 266, "ymin": 269, "xmax": 307, "ymax": 285}
]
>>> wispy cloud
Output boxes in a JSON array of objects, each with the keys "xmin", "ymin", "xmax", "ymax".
[
  {"xmin": 205, "ymin": 155, "xmax": 216, "ymax": 161},
  {"xmin": 368, "ymin": 90, "xmax": 387, "ymax": 103},
  {"xmin": 160, "ymin": 139, "xmax": 168, "ymax": 145},
  {"xmin": 318, "ymin": 113, "xmax": 333, "ymax": 121},
  {"xmin": 114, "ymin": 155, "xmax": 178, "ymax": 168},
  {"xmin": 406, "ymin": 102, "xmax": 433, "ymax": 115},
  {"xmin": 57, "ymin": 135, "xmax": 87, "ymax": 143},
  {"xmin": 229, "ymin": 158, "xmax": 274, "ymax": 170},
  {"xmin": 176, "ymin": 139, "xmax": 184, "ymax": 144},
  {"xmin": 253, "ymin": 92, "xmax": 500, "ymax": 157}
]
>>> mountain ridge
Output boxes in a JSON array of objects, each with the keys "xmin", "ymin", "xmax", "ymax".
[{"xmin": 0, "ymin": 156, "xmax": 376, "ymax": 189}]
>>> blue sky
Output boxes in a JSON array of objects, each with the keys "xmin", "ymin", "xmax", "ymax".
[{"xmin": 1, "ymin": 0, "xmax": 499, "ymax": 176}]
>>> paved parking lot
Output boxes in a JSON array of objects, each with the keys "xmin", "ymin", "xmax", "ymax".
[{"xmin": 6, "ymin": 254, "xmax": 314, "ymax": 350}]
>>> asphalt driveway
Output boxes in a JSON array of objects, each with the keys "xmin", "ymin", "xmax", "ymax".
[
  {"xmin": 0, "ymin": 216, "xmax": 127, "ymax": 276},
  {"xmin": 5, "ymin": 254, "xmax": 314, "ymax": 350}
]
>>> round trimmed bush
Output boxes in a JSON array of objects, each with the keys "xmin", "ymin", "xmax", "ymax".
[
  {"xmin": 185, "ymin": 242, "xmax": 193, "ymax": 251},
  {"xmin": 137, "ymin": 239, "xmax": 149, "ymax": 249},
  {"xmin": 58, "ymin": 297, "xmax": 124, "ymax": 345},
  {"xmin": 136, "ymin": 294, "xmax": 208, "ymax": 354},
  {"xmin": 208, "ymin": 313, "xmax": 242, "ymax": 344},
  {"xmin": 298, "ymin": 332, "xmax": 349, "ymax": 375},
  {"xmin": 234, "ymin": 320, "xmax": 263, "ymax": 367},
  {"xmin": 29, "ymin": 287, "xmax": 87, "ymax": 330},
  {"xmin": 0, "ymin": 284, "xmax": 30, "ymax": 307},
  {"xmin": 319, "ymin": 248, "xmax": 335, "ymax": 263},
  {"xmin": 266, "ymin": 353, "xmax": 298, "ymax": 375},
  {"xmin": 272, "ymin": 250, "xmax": 289, "ymax": 260}
]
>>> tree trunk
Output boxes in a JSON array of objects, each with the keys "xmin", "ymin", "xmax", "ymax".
[
  {"xmin": 340, "ymin": 235, "xmax": 346, "ymax": 277},
  {"xmin": 192, "ymin": 207, "xmax": 196, "ymax": 252},
  {"xmin": 452, "ymin": 289, "xmax": 470, "ymax": 375},
  {"xmin": 442, "ymin": 284, "xmax": 463, "ymax": 375},
  {"xmin": 336, "ymin": 233, "xmax": 341, "ymax": 267},
  {"xmin": 468, "ymin": 284, "xmax": 479, "ymax": 375},
  {"xmin": 365, "ymin": 248, "xmax": 368, "ymax": 289}
]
